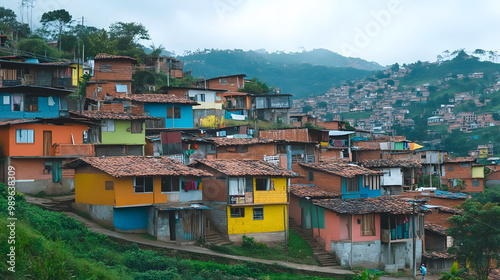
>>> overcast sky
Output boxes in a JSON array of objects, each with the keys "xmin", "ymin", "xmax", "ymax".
[{"xmin": 4, "ymin": 0, "xmax": 500, "ymax": 66}]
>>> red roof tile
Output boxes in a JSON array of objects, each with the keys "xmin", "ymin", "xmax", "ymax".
[
  {"xmin": 299, "ymin": 162, "xmax": 384, "ymax": 178},
  {"xmin": 203, "ymin": 137, "xmax": 278, "ymax": 147},
  {"xmin": 423, "ymin": 251, "xmax": 455, "ymax": 260},
  {"xmin": 425, "ymin": 223, "xmax": 447, "ymax": 235},
  {"xmin": 67, "ymin": 156, "xmax": 212, "ymax": 177},
  {"xmin": 314, "ymin": 196, "xmax": 427, "ymax": 215},
  {"xmin": 71, "ymin": 111, "xmax": 156, "ymax": 120},
  {"xmin": 190, "ymin": 159, "xmax": 298, "ymax": 177},
  {"xmin": 445, "ymin": 156, "xmax": 476, "ymax": 163},
  {"xmin": 360, "ymin": 159, "xmax": 422, "ymax": 168},
  {"xmin": 490, "ymin": 269, "xmax": 500, "ymax": 280},
  {"xmin": 94, "ymin": 53, "xmax": 137, "ymax": 63},
  {"xmin": 126, "ymin": 94, "xmax": 199, "ymax": 105},
  {"xmin": 290, "ymin": 184, "xmax": 340, "ymax": 199}
]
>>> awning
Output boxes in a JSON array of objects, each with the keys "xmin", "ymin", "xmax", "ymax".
[
  {"xmin": 328, "ymin": 130, "xmax": 356, "ymax": 136},
  {"xmin": 154, "ymin": 203, "xmax": 209, "ymax": 211}
]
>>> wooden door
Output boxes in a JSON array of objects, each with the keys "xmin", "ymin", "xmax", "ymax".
[{"xmin": 43, "ymin": 131, "xmax": 52, "ymax": 156}]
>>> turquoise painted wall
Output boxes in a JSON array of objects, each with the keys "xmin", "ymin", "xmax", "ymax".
[
  {"xmin": 144, "ymin": 103, "xmax": 194, "ymax": 128},
  {"xmin": 0, "ymin": 94, "xmax": 63, "ymax": 119},
  {"xmin": 298, "ymin": 199, "xmax": 325, "ymax": 229},
  {"xmin": 113, "ymin": 207, "xmax": 148, "ymax": 230},
  {"xmin": 101, "ymin": 120, "xmax": 145, "ymax": 145}
]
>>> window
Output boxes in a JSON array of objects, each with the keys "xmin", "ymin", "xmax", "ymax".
[
  {"xmin": 105, "ymin": 181, "xmax": 114, "ymax": 190},
  {"xmin": 255, "ymin": 178, "xmax": 271, "ymax": 191},
  {"xmin": 44, "ymin": 161, "xmax": 52, "ymax": 174},
  {"xmin": 100, "ymin": 63, "xmax": 112, "ymax": 72},
  {"xmin": 11, "ymin": 94, "xmax": 23, "ymax": 111},
  {"xmin": 199, "ymin": 94, "xmax": 205, "ymax": 102},
  {"xmin": 116, "ymin": 84, "xmax": 128, "ymax": 93},
  {"xmin": 131, "ymin": 120, "xmax": 143, "ymax": 134},
  {"xmin": 24, "ymin": 96, "xmax": 38, "ymax": 112},
  {"xmin": 16, "ymin": 129, "xmax": 34, "ymax": 143},
  {"xmin": 360, "ymin": 214, "xmax": 375, "ymax": 236},
  {"xmin": 229, "ymin": 178, "xmax": 245, "ymax": 196},
  {"xmin": 230, "ymin": 207, "xmax": 245, "ymax": 218},
  {"xmin": 220, "ymin": 78, "xmax": 228, "ymax": 85},
  {"xmin": 134, "ymin": 176, "xmax": 154, "ymax": 193},
  {"xmin": 345, "ymin": 177, "xmax": 359, "ymax": 192},
  {"xmin": 161, "ymin": 176, "xmax": 180, "ymax": 192},
  {"xmin": 3, "ymin": 96, "xmax": 10, "ymax": 104},
  {"xmin": 167, "ymin": 107, "xmax": 181, "ymax": 119},
  {"xmin": 253, "ymin": 207, "xmax": 264, "ymax": 220},
  {"xmin": 308, "ymin": 172, "xmax": 314, "ymax": 182},
  {"xmin": 472, "ymin": 180, "xmax": 480, "ymax": 187},
  {"xmin": 102, "ymin": 119, "xmax": 115, "ymax": 132},
  {"xmin": 448, "ymin": 166, "xmax": 454, "ymax": 171}
]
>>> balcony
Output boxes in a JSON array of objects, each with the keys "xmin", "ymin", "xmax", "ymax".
[{"xmin": 54, "ymin": 143, "xmax": 95, "ymax": 157}]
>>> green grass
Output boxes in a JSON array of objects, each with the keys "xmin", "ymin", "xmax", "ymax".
[{"xmin": 210, "ymin": 230, "xmax": 319, "ymax": 265}]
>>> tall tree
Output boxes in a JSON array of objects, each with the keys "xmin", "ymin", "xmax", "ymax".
[
  {"xmin": 40, "ymin": 9, "xmax": 72, "ymax": 50},
  {"xmin": 108, "ymin": 22, "xmax": 150, "ymax": 44},
  {"xmin": 447, "ymin": 200, "xmax": 500, "ymax": 280}
]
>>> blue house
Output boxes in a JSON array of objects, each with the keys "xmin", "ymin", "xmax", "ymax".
[
  {"xmin": 296, "ymin": 161, "xmax": 383, "ymax": 199},
  {"xmin": 0, "ymin": 85, "xmax": 72, "ymax": 120},
  {"xmin": 127, "ymin": 94, "xmax": 199, "ymax": 128}
]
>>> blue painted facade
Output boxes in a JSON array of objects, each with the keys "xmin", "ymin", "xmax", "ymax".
[
  {"xmin": 144, "ymin": 103, "xmax": 194, "ymax": 128},
  {"xmin": 0, "ymin": 93, "xmax": 67, "ymax": 119},
  {"xmin": 341, "ymin": 176, "xmax": 381, "ymax": 199},
  {"xmin": 113, "ymin": 206, "xmax": 148, "ymax": 230}
]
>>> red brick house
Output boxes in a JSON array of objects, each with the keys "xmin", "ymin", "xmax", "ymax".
[
  {"xmin": 441, "ymin": 156, "xmax": 484, "ymax": 192},
  {"xmin": 206, "ymin": 74, "xmax": 246, "ymax": 92},
  {"xmin": 86, "ymin": 53, "xmax": 137, "ymax": 104}
]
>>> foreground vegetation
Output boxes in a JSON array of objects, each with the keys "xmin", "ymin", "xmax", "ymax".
[{"xmin": 0, "ymin": 184, "xmax": 348, "ymax": 279}]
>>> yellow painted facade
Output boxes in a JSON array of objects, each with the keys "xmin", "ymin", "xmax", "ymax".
[
  {"xmin": 75, "ymin": 173, "xmax": 168, "ymax": 206},
  {"xmin": 75, "ymin": 173, "xmax": 115, "ymax": 205},
  {"xmin": 253, "ymin": 177, "xmax": 288, "ymax": 203},
  {"xmin": 472, "ymin": 166, "xmax": 485, "ymax": 178},
  {"xmin": 227, "ymin": 204, "xmax": 288, "ymax": 234}
]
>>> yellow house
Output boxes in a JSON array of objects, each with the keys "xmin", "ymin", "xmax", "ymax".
[
  {"xmin": 68, "ymin": 156, "xmax": 212, "ymax": 241},
  {"xmin": 70, "ymin": 62, "xmax": 84, "ymax": 86},
  {"xmin": 190, "ymin": 159, "xmax": 298, "ymax": 244}
]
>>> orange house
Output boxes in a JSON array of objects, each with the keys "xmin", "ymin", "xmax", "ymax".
[
  {"xmin": 0, "ymin": 118, "xmax": 94, "ymax": 194},
  {"xmin": 442, "ymin": 156, "xmax": 484, "ymax": 193},
  {"xmin": 68, "ymin": 156, "xmax": 212, "ymax": 240},
  {"xmin": 206, "ymin": 74, "xmax": 246, "ymax": 92}
]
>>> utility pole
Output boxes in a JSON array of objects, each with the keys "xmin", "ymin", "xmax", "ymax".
[{"xmin": 412, "ymin": 200, "xmax": 416, "ymax": 278}]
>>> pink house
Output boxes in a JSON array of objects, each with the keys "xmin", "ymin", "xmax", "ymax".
[{"xmin": 296, "ymin": 195, "xmax": 426, "ymax": 270}]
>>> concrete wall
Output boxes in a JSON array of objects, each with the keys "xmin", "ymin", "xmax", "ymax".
[
  {"xmin": 229, "ymin": 231, "xmax": 285, "ymax": 244},
  {"xmin": 204, "ymin": 201, "xmax": 228, "ymax": 234},
  {"xmin": 14, "ymin": 178, "xmax": 74, "ymax": 195},
  {"xmin": 332, "ymin": 239, "xmax": 422, "ymax": 269},
  {"xmin": 73, "ymin": 202, "xmax": 114, "ymax": 228},
  {"xmin": 179, "ymin": 189, "xmax": 202, "ymax": 202},
  {"xmin": 381, "ymin": 167, "xmax": 403, "ymax": 186}
]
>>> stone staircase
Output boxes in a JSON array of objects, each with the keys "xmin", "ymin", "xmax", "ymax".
[
  {"xmin": 289, "ymin": 219, "xmax": 339, "ymax": 267},
  {"xmin": 204, "ymin": 222, "xmax": 230, "ymax": 246}
]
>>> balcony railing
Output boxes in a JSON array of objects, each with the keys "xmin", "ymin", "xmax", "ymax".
[{"xmin": 54, "ymin": 143, "xmax": 95, "ymax": 157}]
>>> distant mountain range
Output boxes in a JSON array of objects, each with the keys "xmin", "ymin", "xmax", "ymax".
[{"xmin": 175, "ymin": 49, "xmax": 384, "ymax": 99}]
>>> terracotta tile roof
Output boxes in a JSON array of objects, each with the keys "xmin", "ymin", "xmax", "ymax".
[
  {"xmin": 423, "ymin": 250, "xmax": 455, "ymax": 260},
  {"xmin": 299, "ymin": 162, "xmax": 384, "ymax": 178},
  {"xmin": 190, "ymin": 159, "xmax": 298, "ymax": 177},
  {"xmin": 360, "ymin": 159, "xmax": 422, "ymax": 168},
  {"xmin": 94, "ymin": 53, "xmax": 137, "ymax": 63},
  {"xmin": 126, "ymin": 94, "xmax": 199, "ymax": 105},
  {"xmin": 425, "ymin": 223, "xmax": 447, "ymax": 235},
  {"xmin": 437, "ymin": 206, "xmax": 463, "ymax": 214},
  {"xmin": 70, "ymin": 111, "xmax": 156, "ymax": 120},
  {"xmin": 0, "ymin": 119, "xmax": 37, "ymax": 126},
  {"xmin": 314, "ymin": 196, "xmax": 426, "ymax": 215},
  {"xmin": 290, "ymin": 184, "xmax": 341, "ymax": 199},
  {"xmin": 203, "ymin": 137, "xmax": 278, "ymax": 147},
  {"xmin": 445, "ymin": 156, "xmax": 476, "ymax": 163},
  {"xmin": 490, "ymin": 269, "xmax": 500, "ymax": 280},
  {"xmin": 67, "ymin": 156, "xmax": 212, "ymax": 177}
]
